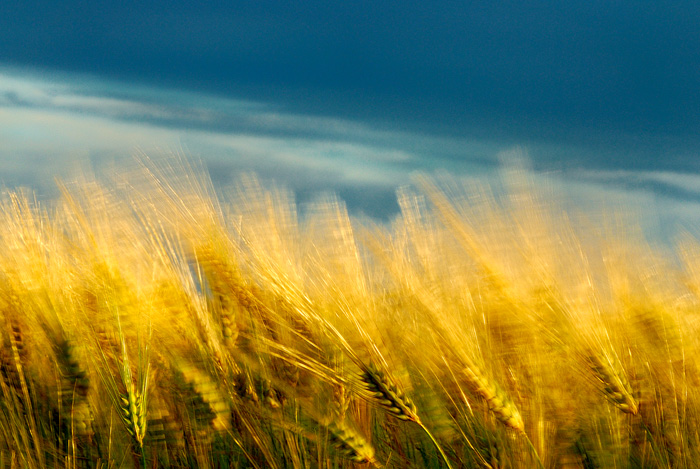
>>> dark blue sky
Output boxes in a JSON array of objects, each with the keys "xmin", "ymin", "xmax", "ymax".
[
  {"xmin": 3, "ymin": 2, "xmax": 699, "ymax": 142},
  {"xmin": 1, "ymin": 1, "xmax": 700, "ymax": 227}
]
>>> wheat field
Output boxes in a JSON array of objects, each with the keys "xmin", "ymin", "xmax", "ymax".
[{"xmin": 1, "ymin": 158, "xmax": 699, "ymax": 468}]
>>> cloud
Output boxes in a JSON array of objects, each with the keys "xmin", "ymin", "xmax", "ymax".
[
  {"xmin": 0, "ymin": 70, "xmax": 228, "ymax": 125},
  {"xmin": 2, "ymin": 65, "xmax": 700, "ymax": 234},
  {"xmin": 1, "ymin": 67, "xmax": 479, "ymax": 216},
  {"xmin": 572, "ymin": 169, "xmax": 700, "ymax": 198}
]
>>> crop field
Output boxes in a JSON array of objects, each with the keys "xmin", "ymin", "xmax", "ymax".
[{"xmin": 1, "ymin": 158, "xmax": 698, "ymax": 468}]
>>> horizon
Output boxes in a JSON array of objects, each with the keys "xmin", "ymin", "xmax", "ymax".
[{"xmin": 2, "ymin": 2, "xmax": 700, "ymax": 238}]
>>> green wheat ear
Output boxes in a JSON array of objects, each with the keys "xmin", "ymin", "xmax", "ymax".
[{"xmin": 119, "ymin": 381, "xmax": 148, "ymax": 445}]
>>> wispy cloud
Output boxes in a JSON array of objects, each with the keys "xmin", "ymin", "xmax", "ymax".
[
  {"xmin": 0, "ymin": 70, "xmax": 230, "ymax": 124},
  {"xmin": 0, "ymin": 67, "xmax": 501, "ymax": 215},
  {"xmin": 576, "ymin": 169, "xmax": 700, "ymax": 197},
  {"xmin": 0, "ymin": 67, "xmax": 417, "ymax": 144}
]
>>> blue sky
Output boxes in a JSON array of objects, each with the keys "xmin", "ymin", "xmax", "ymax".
[{"xmin": 1, "ymin": 2, "xmax": 700, "ymax": 233}]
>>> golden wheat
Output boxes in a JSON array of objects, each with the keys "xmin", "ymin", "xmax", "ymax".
[{"xmin": 1, "ymin": 159, "xmax": 700, "ymax": 467}]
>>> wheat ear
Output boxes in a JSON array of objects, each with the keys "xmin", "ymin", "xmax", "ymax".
[
  {"xmin": 92, "ymin": 313, "xmax": 151, "ymax": 469},
  {"xmin": 119, "ymin": 381, "xmax": 148, "ymax": 445},
  {"xmin": 326, "ymin": 420, "xmax": 377, "ymax": 466},
  {"xmin": 587, "ymin": 352, "xmax": 638, "ymax": 415},
  {"xmin": 462, "ymin": 364, "xmax": 525, "ymax": 432},
  {"xmin": 361, "ymin": 363, "xmax": 420, "ymax": 422},
  {"xmin": 361, "ymin": 363, "xmax": 453, "ymax": 468},
  {"xmin": 175, "ymin": 359, "xmax": 231, "ymax": 431},
  {"xmin": 56, "ymin": 339, "xmax": 93, "ymax": 436},
  {"xmin": 147, "ymin": 393, "xmax": 185, "ymax": 449}
]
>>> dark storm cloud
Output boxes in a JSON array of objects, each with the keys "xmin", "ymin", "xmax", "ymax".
[{"xmin": 2, "ymin": 1, "xmax": 700, "ymax": 152}]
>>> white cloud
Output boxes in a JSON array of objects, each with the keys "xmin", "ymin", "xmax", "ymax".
[
  {"xmin": 0, "ymin": 68, "xmax": 430, "ymax": 194},
  {"xmin": 0, "ymin": 107, "xmax": 179, "ymax": 151},
  {"xmin": 0, "ymin": 70, "xmax": 221, "ymax": 123}
]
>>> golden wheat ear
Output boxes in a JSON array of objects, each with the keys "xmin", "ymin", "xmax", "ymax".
[
  {"xmin": 55, "ymin": 338, "xmax": 93, "ymax": 436},
  {"xmin": 360, "ymin": 362, "xmax": 420, "ymax": 423},
  {"xmin": 587, "ymin": 352, "xmax": 638, "ymax": 415},
  {"xmin": 325, "ymin": 420, "xmax": 377, "ymax": 466},
  {"xmin": 148, "ymin": 402, "xmax": 185, "ymax": 447},
  {"xmin": 461, "ymin": 364, "xmax": 525, "ymax": 432},
  {"xmin": 359, "ymin": 362, "xmax": 454, "ymax": 469},
  {"xmin": 174, "ymin": 358, "xmax": 231, "ymax": 431}
]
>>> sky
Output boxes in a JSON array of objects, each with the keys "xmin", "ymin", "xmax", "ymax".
[{"xmin": 1, "ymin": 1, "xmax": 700, "ymax": 237}]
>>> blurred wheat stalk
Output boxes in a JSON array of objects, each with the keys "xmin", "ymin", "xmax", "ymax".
[{"xmin": 0, "ymin": 156, "xmax": 698, "ymax": 468}]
